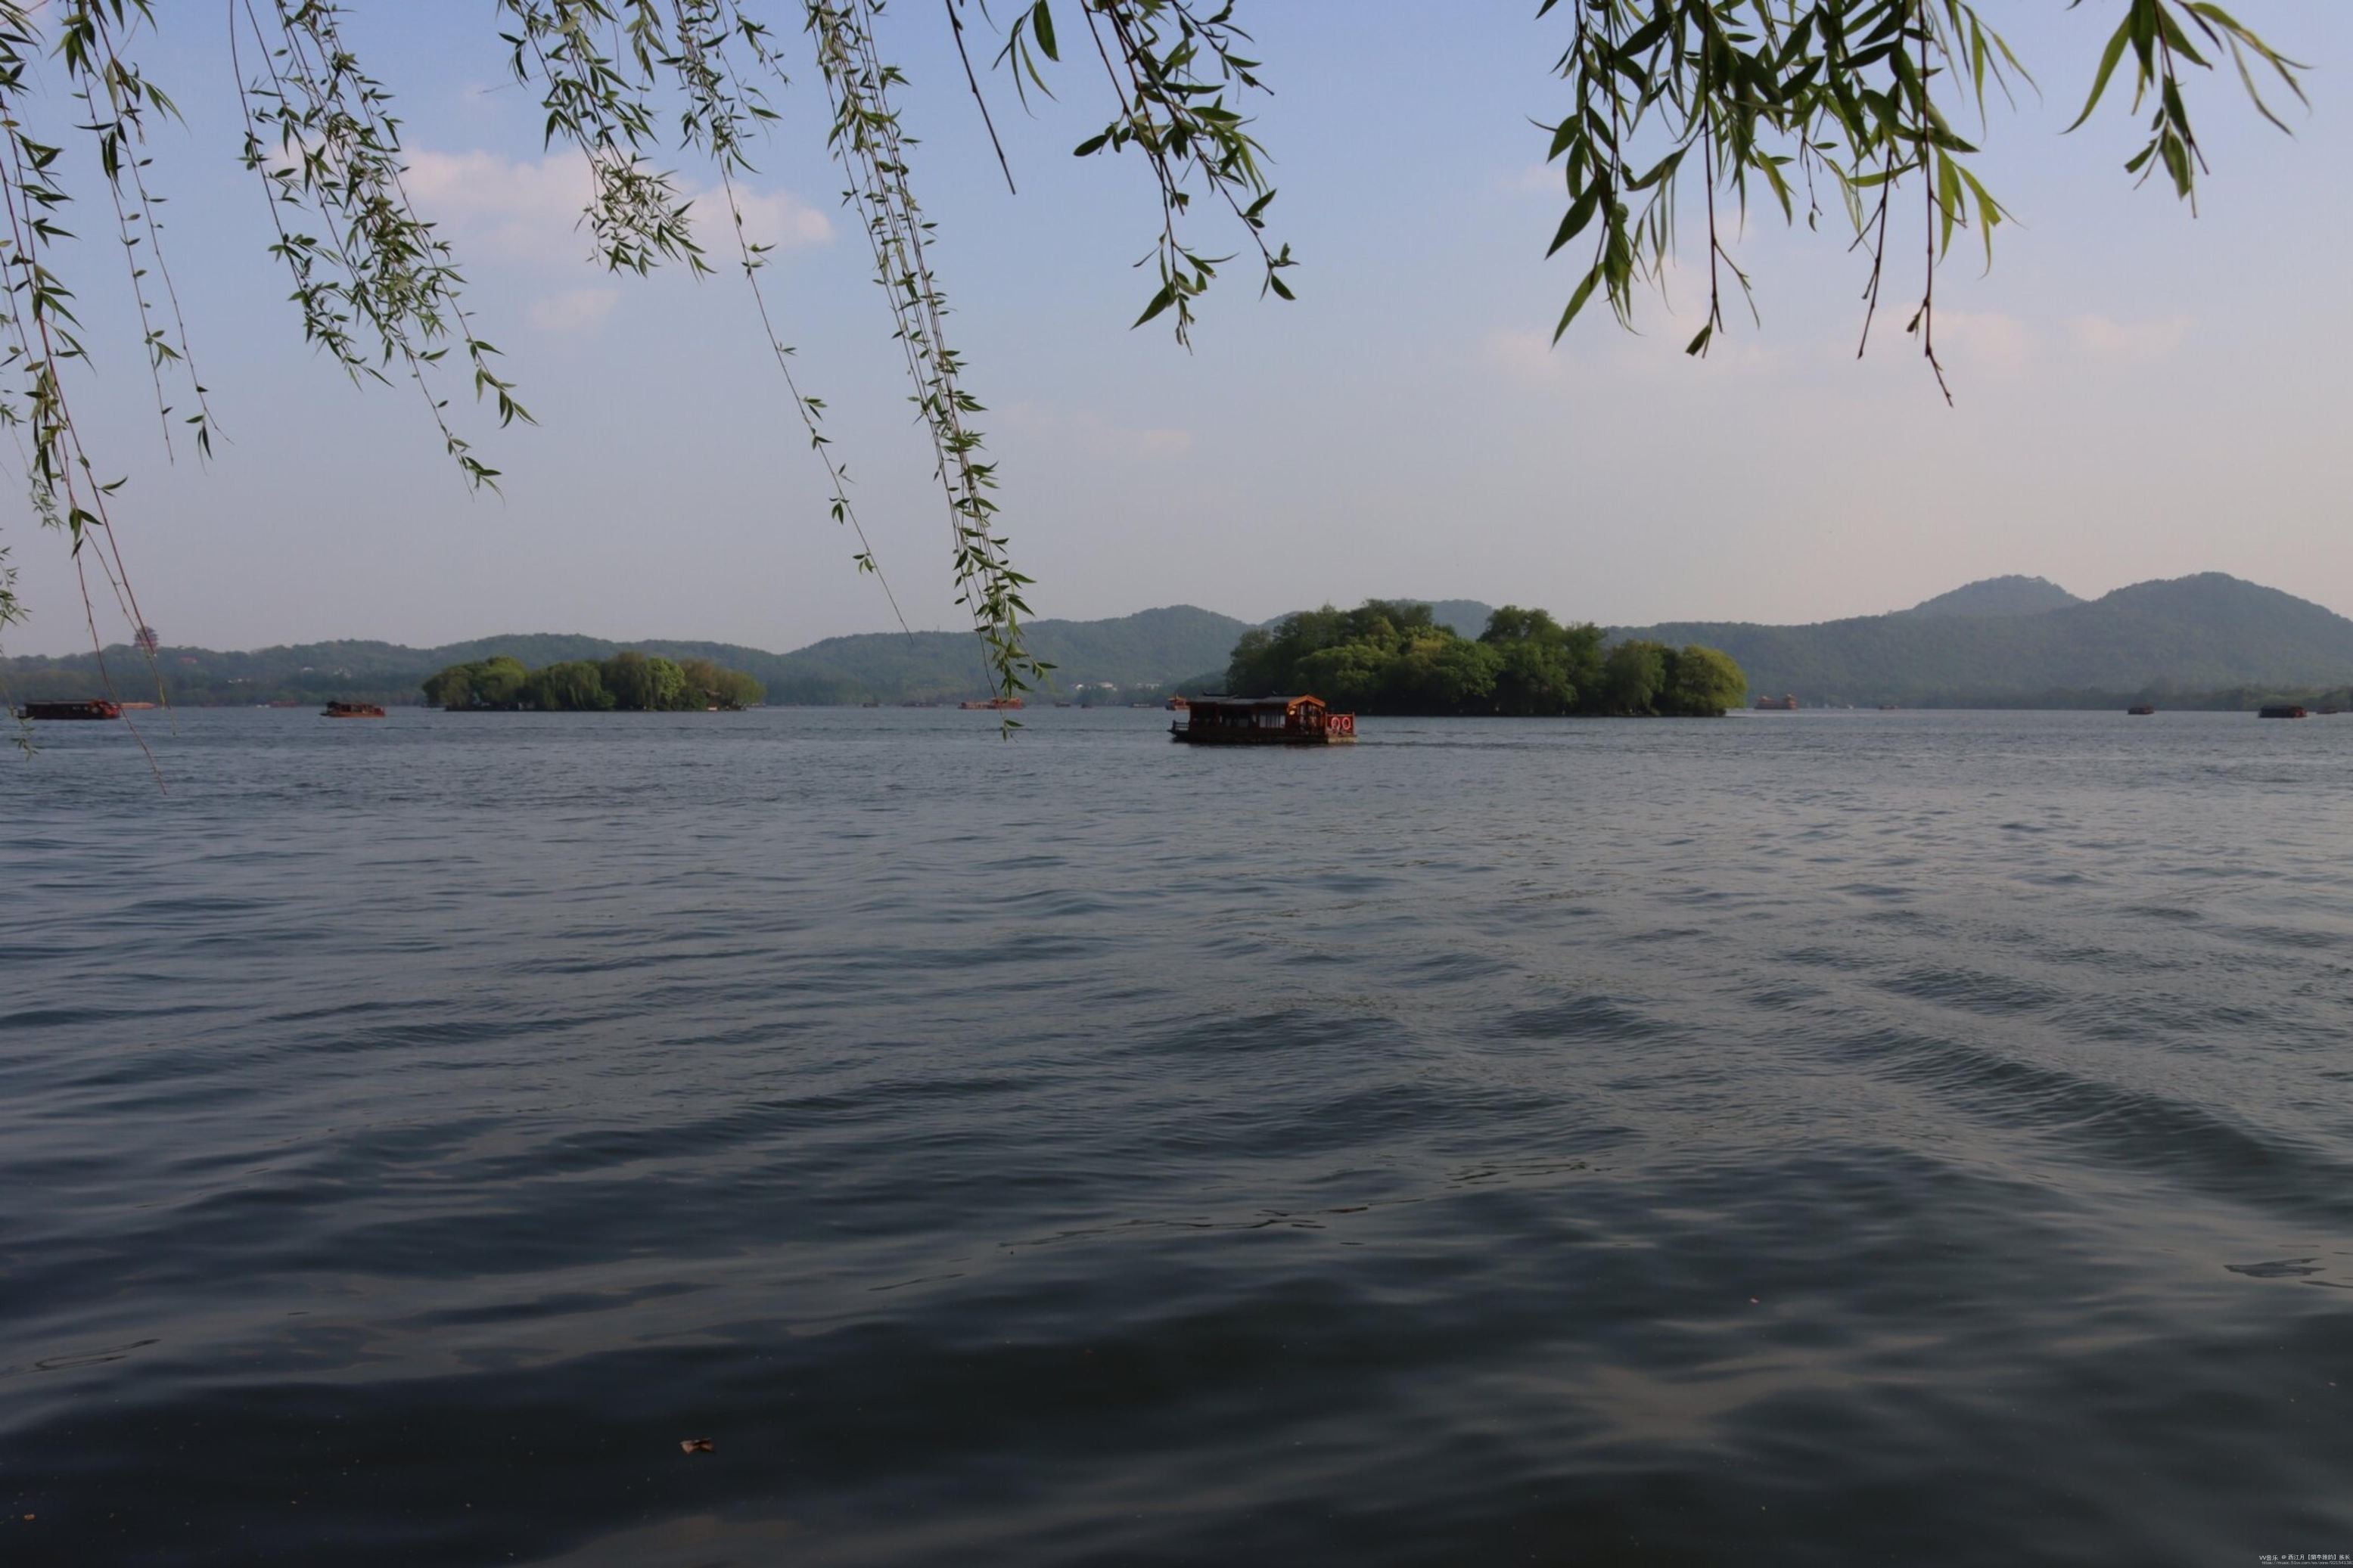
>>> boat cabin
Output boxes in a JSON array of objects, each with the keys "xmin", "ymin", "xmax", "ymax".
[{"xmin": 1173, "ymin": 694, "xmax": 1356, "ymax": 745}]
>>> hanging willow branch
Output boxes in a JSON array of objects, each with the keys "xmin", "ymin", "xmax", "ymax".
[
  {"xmin": 807, "ymin": 0, "xmax": 1042, "ymax": 715},
  {"xmin": 1539, "ymin": 0, "xmax": 2304, "ymax": 392}
]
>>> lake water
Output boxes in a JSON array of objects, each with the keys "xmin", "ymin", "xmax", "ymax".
[{"xmin": 3, "ymin": 706, "xmax": 2349, "ymax": 1565}]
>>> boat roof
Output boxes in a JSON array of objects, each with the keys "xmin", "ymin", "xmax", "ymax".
[{"xmin": 1187, "ymin": 693, "xmax": 1325, "ymax": 709}]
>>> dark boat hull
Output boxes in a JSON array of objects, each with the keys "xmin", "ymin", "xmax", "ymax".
[
  {"xmin": 16, "ymin": 700, "xmax": 122, "ymax": 721},
  {"xmin": 1170, "ymin": 725, "xmax": 1354, "ymax": 746}
]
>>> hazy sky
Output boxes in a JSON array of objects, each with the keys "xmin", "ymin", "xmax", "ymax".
[{"xmin": 5, "ymin": 2, "xmax": 2348, "ymax": 656}]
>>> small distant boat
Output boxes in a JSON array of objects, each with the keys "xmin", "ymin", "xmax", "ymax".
[
  {"xmin": 15, "ymin": 699, "xmax": 122, "ymax": 721},
  {"xmin": 959, "ymin": 697, "xmax": 1024, "ymax": 711},
  {"xmin": 2258, "ymin": 705, "xmax": 2308, "ymax": 719},
  {"xmin": 1172, "ymin": 694, "xmax": 1356, "ymax": 746},
  {"xmin": 2127, "ymin": 704, "xmax": 2156, "ymax": 716},
  {"xmin": 322, "ymin": 700, "xmax": 386, "ymax": 719},
  {"xmin": 1755, "ymin": 694, "xmax": 1798, "ymax": 711},
  {"xmin": 1879, "ymin": 703, "xmax": 1900, "ymax": 711}
]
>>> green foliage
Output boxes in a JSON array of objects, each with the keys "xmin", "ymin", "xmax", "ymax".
[
  {"xmin": 524, "ymin": 660, "xmax": 616, "ymax": 712},
  {"xmin": 475, "ymin": 657, "xmax": 530, "ymax": 709},
  {"xmin": 1482, "ymin": 607, "xmax": 1605, "ymax": 715},
  {"xmin": 422, "ymin": 656, "xmax": 529, "ymax": 709},
  {"xmin": 642, "ymin": 655, "xmax": 692, "ymax": 711},
  {"xmin": 1596, "ymin": 640, "xmax": 1668, "ymax": 716},
  {"xmin": 1227, "ymin": 601, "xmax": 1744, "ymax": 717},
  {"xmin": 420, "ymin": 666, "xmax": 473, "ymax": 709},
  {"xmin": 996, "ymin": 0, "xmax": 1295, "ymax": 345},
  {"xmin": 598, "ymin": 649, "xmax": 658, "ymax": 711},
  {"xmin": 1664, "ymin": 643, "xmax": 1750, "ymax": 716},
  {"xmin": 1540, "ymin": 1, "xmax": 2304, "ymax": 392}
]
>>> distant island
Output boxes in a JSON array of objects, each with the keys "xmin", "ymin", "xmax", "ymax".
[
  {"xmin": 1226, "ymin": 601, "xmax": 1746, "ymax": 716},
  {"xmin": 426, "ymin": 652, "xmax": 763, "ymax": 712},
  {"xmin": 5, "ymin": 573, "xmax": 2351, "ymax": 712}
]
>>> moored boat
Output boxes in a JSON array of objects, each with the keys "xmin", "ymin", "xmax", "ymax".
[
  {"xmin": 959, "ymin": 697, "xmax": 1024, "ymax": 711},
  {"xmin": 15, "ymin": 699, "xmax": 122, "ymax": 721},
  {"xmin": 1172, "ymin": 694, "xmax": 1356, "ymax": 745},
  {"xmin": 2258, "ymin": 704, "xmax": 2308, "ymax": 719},
  {"xmin": 322, "ymin": 700, "xmax": 387, "ymax": 719}
]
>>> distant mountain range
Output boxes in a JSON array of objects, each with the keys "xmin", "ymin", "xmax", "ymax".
[
  {"xmin": 7, "ymin": 573, "xmax": 2348, "ymax": 709},
  {"xmin": 1615, "ymin": 573, "xmax": 2353, "ymax": 705},
  {"xmin": 0, "ymin": 608, "xmax": 1255, "ymax": 708}
]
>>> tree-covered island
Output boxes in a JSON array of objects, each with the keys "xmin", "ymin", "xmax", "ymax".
[
  {"xmin": 1225, "ymin": 602, "xmax": 1746, "ymax": 717},
  {"xmin": 425, "ymin": 651, "xmax": 763, "ymax": 713}
]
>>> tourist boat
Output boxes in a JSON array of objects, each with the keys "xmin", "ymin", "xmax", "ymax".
[
  {"xmin": 1166, "ymin": 695, "xmax": 1189, "ymax": 711},
  {"xmin": 2258, "ymin": 705, "xmax": 2308, "ymax": 719},
  {"xmin": 959, "ymin": 697, "xmax": 1024, "ymax": 711},
  {"xmin": 322, "ymin": 700, "xmax": 387, "ymax": 719},
  {"xmin": 1755, "ymin": 694, "xmax": 1798, "ymax": 710},
  {"xmin": 14, "ymin": 699, "xmax": 122, "ymax": 721},
  {"xmin": 1172, "ymin": 694, "xmax": 1356, "ymax": 745},
  {"xmin": 2127, "ymin": 704, "xmax": 2156, "ymax": 716}
]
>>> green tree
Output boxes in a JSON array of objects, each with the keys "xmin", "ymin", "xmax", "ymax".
[
  {"xmin": 644, "ymin": 657, "xmax": 693, "ymax": 712},
  {"xmin": 1481, "ymin": 607, "xmax": 1605, "ymax": 716},
  {"xmin": 712, "ymin": 670, "xmax": 766, "ymax": 710},
  {"xmin": 525, "ymin": 660, "xmax": 616, "ymax": 712},
  {"xmin": 599, "ymin": 650, "xmax": 656, "ymax": 711},
  {"xmin": 1389, "ymin": 632, "xmax": 1503, "ymax": 714},
  {"xmin": 470, "ymin": 657, "xmax": 530, "ymax": 710},
  {"xmin": 421, "ymin": 665, "xmax": 475, "ymax": 709},
  {"xmin": 1598, "ymin": 641, "xmax": 1669, "ymax": 716},
  {"xmin": 1661, "ymin": 644, "xmax": 1748, "ymax": 716},
  {"xmin": 423, "ymin": 656, "xmax": 528, "ymax": 709}
]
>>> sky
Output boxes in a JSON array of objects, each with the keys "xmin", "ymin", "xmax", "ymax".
[{"xmin": 4, "ymin": 2, "xmax": 2349, "ymax": 656}]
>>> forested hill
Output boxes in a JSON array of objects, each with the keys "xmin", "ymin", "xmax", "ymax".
[
  {"xmin": 1615, "ymin": 574, "xmax": 2353, "ymax": 705},
  {"xmin": 760, "ymin": 605, "xmax": 1250, "ymax": 703},
  {"xmin": 1, "ymin": 606, "xmax": 1251, "ymax": 706},
  {"xmin": 1898, "ymin": 575, "xmax": 2084, "ymax": 618}
]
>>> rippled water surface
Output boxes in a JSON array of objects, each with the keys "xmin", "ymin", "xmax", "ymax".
[{"xmin": 4, "ymin": 706, "xmax": 2350, "ymax": 1565}]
